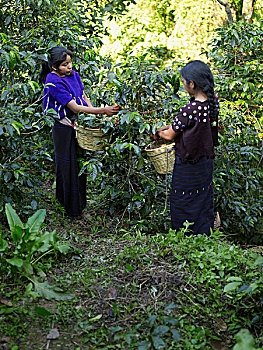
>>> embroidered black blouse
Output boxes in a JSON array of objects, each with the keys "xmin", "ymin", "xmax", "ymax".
[{"xmin": 171, "ymin": 97, "xmax": 219, "ymax": 163}]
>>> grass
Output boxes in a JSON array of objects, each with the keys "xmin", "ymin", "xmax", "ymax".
[{"xmin": 0, "ymin": 206, "xmax": 262, "ymax": 350}]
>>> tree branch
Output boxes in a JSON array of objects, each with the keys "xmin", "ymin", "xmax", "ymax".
[
  {"xmin": 216, "ymin": 0, "xmax": 234, "ymax": 24},
  {"xmin": 242, "ymin": 0, "xmax": 255, "ymax": 22}
]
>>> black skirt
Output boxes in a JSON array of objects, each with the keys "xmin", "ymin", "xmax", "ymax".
[
  {"xmin": 52, "ymin": 120, "xmax": 86, "ymax": 217},
  {"xmin": 170, "ymin": 155, "xmax": 214, "ymax": 235}
]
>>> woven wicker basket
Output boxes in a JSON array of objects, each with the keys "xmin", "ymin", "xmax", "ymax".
[
  {"xmin": 75, "ymin": 123, "xmax": 108, "ymax": 151},
  {"xmin": 145, "ymin": 141, "xmax": 176, "ymax": 174}
]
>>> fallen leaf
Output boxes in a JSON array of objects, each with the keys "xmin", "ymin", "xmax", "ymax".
[
  {"xmin": 89, "ymin": 314, "xmax": 102, "ymax": 322},
  {"xmin": 214, "ymin": 318, "xmax": 227, "ymax": 332},
  {"xmin": 108, "ymin": 287, "xmax": 118, "ymax": 299},
  {"xmin": 1, "ymin": 335, "xmax": 11, "ymax": 343},
  {"xmin": 47, "ymin": 328, "xmax": 60, "ymax": 340},
  {"xmin": 0, "ymin": 300, "xmax": 12, "ymax": 306}
]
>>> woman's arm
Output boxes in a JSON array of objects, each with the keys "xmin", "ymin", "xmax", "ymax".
[
  {"xmin": 67, "ymin": 100, "xmax": 119, "ymax": 116},
  {"xmin": 158, "ymin": 125, "xmax": 178, "ymax": 140},
  {"xmin": 83, "ymin": 92, "xmax": 93, "ymax": 107}
]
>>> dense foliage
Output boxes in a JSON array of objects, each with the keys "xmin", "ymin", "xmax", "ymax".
[
  {"xmin": 1, "ymin": 0, "xmax": 262, "ymax": 242},
  {"xmin": 207, "ymin": 21, "xmax": 263, "ymax": 115},
  {"xmin": 77, "ymin": 57, "xmax": 181, "ymax": 230},
  {"xmin": 0, "ymin": 203, "xmax": 73, "ymax": 299},
  {"xmin": 206, "ymin": 20, "xmax": 263, "ymax": 242},
  {"xmin": 0, "ymin": 0, "xmax": 98, "ymax": 215}
]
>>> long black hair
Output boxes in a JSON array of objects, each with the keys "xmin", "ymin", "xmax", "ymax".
[
  {"xmin": 40, "ymin": 46, "xmax": 73, "ymax": 83},
  {"xmin": 180, "ymin": 60, "xmax": 217, "ymax": 122}
]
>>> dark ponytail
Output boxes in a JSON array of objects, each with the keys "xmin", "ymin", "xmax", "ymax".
[
  {"xmin": 180, "ymin": 60, "xmax": 217, "ymax": 122},
  {"xmin": 40, "ymin": 60, "xmax": 50, "ymax": 84},
  {"xmin": 40, "ymin": 46, "xmax": 73, "ymax": 84}
]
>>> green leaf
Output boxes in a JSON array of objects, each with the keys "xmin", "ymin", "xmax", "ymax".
[
  {"xmin": 55, "ymin": 243, "xmax": 71, "ymax": 254},
  {"xmin": 137, "ymin": 157, "xmax": 144, "ymax": 170},
  {"xmin": 6, "ymin": 258, "xmax": 24, "ymax": 268},
  {"xmin": 22, "ymin": 261, "xmax": 34, "ymax": 275},
  {"xmin": 11, "ymin": 226, "xmax": 23, "ymax": 242},
  {"xmin": 171, "ymin": 329, "xmax": 181, "ymax": 341},
  {"xmin": 152, "ymin": 325, "xmax": 170, "ymax": 336},
  {"xmin": 139, "ymin": 124, "xmax": 146, "ymax": 133},
  {"xmin": 5, "ymin": 203, "xmax": 24, "ymax": 237},
  {"xmin": 91, "ymin": 165, "xmax": 97, "ymax": 181},
  {"xmin": 26, "ymin": 209, "xmax": 46, "ymax": 236},
  {"xmin": 233, "ymin": 329, "xmax": 256, "ymax": 350},
  {"xmin": 254, "ymin": 256, "xmax": 263, "ymax": 266},
  {"xmin": 224, "ymin": 281, "xmax": 242, "ymax": 293},
  {"xmin": 5, "ymin": 16, "xmax": 11, "ymax": 25},
  {"xmin": 44, "ymin": 83, "xmax": 56, "ymax": 88},
  {"xmin": 32, "ymin": 279, "xmax": 75, "ymax": 301},
  {"xmin": 125, "ymin": 263, "xmax": 136, "ymax": 271},
  {"xmin": 108, "ymin": 72, "xmax": 116, "ymax": 82},
  {"xmin": 151, "ymin": 335, "xmax": 166, "ymax": 349},
  {"xmin": 226, "ymin": 276, "xmax": 243, "ymax": 282},
  {"xmin": 132, "ymin": 144, "xmax": 141, "ymax": 155},
  {"xmin": 89, "ymin": 314, "xmax": 102, "ymax": 322},
  {"xmin": 0, "ymin": 237, "xmax": 8, "ymax": 251},
  {"xmin": 121, "ymin": 113, "xmax": 132, "ymax": 124},
  {"xmin": 34, "ymin": 306, "xmax": 53, "ymax": 317},
  {"xmin": 138, "ymin": 341, "xmax": 151, "ymax": 350},
  {"xmin": 31, "ymin": 230, "xmax": 57, "ymax": 254}
]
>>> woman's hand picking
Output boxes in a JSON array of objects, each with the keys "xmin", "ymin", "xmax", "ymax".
[
  {"xmin": 105, "ymin": 105, "xmax": 119, "ymax": 116},
  {"xmin": 157, "ymin": 125, "xmax": 170, "ymax": 133},
  {"xmin": 150, "ymin": 132, "xmax": 160, "ymax": 141}
]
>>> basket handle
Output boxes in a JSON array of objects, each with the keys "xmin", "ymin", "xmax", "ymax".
[{"xmin": 161, "ymin": 149, "xmax": 170, "ymax": 214}]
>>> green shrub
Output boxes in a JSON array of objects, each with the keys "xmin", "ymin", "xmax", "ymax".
[
  {"xmin": 78, "ymin": 57, "xmax": 181, "ymax": 230},
  {"xmin": 206, "ymin": 21, "xmax": 263, "ymax": 122},
  {"xmin": 214, "ymin": 101, "xmax": 263, "ymax": 244},
  {"xmin": 206, "ymin": 21, "xmax": 263, "ymax": 243}
]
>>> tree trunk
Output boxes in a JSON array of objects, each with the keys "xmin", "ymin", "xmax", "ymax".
[
  {"xmin": 242, "ymin": 0, "xmax": 255, "ymax": 22},
  {"xmin": 216, "ymin": 0, "xmax": 234, "ymax": 24}
]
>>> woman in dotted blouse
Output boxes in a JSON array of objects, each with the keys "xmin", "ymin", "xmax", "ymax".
[{"xmin": 152, "ymin": 60, "xmax": 219, "ymax": 235}]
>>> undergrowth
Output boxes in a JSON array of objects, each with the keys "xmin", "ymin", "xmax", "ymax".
[{"xmin": 1, "ymin": 213, "xmax": 262, "ymax": 349}]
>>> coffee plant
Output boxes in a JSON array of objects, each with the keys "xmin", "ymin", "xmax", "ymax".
[
  {"xmin": 206, "ymin": 21, "xmax": 263, "ymax": 123},
  {"xmin": 78, "ymin": 57, "xmax": 181, "ymax": 230},
  {"xmin": 205, "ymin": 21, "xmax": 263, "ymax": 243}
]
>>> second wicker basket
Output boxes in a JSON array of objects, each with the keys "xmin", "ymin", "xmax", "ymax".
[{"xmin": 145, "ymin": 141, "xmax": 176, "ymax": 174}]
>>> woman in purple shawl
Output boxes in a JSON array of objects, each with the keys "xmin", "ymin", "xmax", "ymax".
[{"xmin": 42, "ymin": 46, "xmax": 119, "ymax": 218}]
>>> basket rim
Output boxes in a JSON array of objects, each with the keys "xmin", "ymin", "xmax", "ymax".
[
  {"xmin": 145, "ymin": 142, "xmax": 175, "ymax": 153},
  {"xmin": 75, "ymin": 122, "xmax": 102, "ymax": 131}
]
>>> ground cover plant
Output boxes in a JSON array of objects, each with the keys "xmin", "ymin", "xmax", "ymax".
[
  {"xmin": 0, "ymin": 198, "xmax": 262, "ymax": 349},
  {"xmin": 1, "ymin": 203, "xmax": 74, "ymax": 300}
]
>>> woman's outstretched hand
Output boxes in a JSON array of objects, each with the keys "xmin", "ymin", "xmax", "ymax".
[
  {"xmin": 150, "ymin": 132, "xmax": 160, "ymax": 141},
  {"xmin": 105, "ymin": 105, "xmax": 120, "ymax": 116}
]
